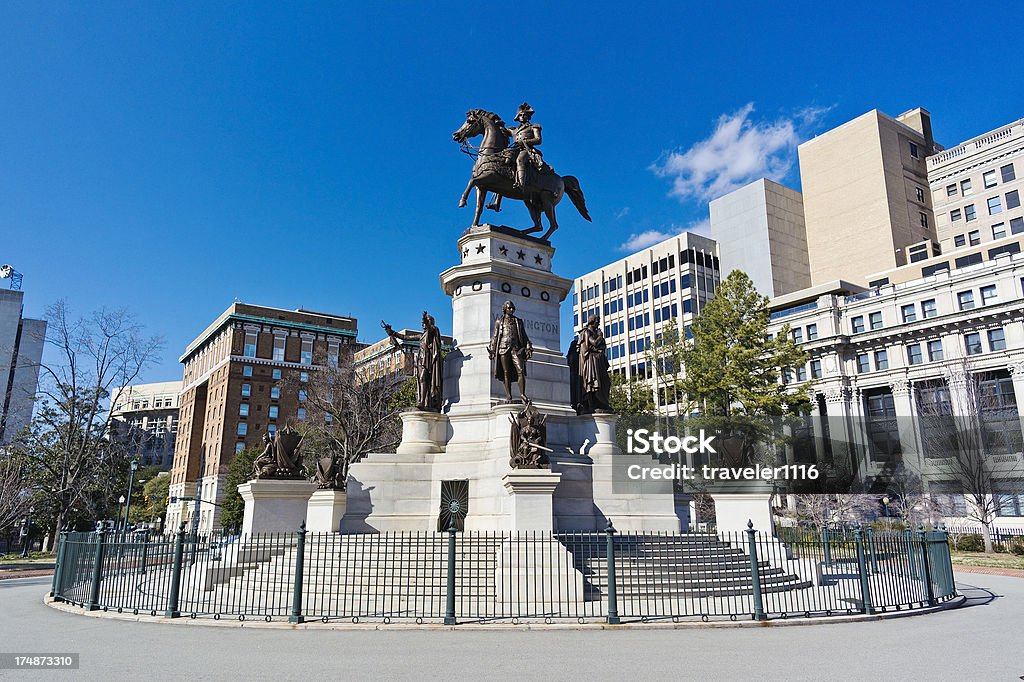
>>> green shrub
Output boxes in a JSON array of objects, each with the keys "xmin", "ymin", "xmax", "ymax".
[
  {"xmin": 952, "ymin": 533, "xmax": 985, "ymax": 552},
  {"xmin": 1008, "ymin": 540, "xmax": 1024, "ymax": 556}
]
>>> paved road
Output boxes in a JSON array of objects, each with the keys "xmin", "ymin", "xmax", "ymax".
[{"xmin": 0, "ymin": 573, "xmax": 1020, "ymax": 681}]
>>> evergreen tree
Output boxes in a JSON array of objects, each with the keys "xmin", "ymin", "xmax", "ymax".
[
  {"xmin": 679, "ymin": 270, "xmax": 811, "ymax": 463},
  {"xmin": 218, "ymin": 447, "xmax": 259, "ymax": 532}
]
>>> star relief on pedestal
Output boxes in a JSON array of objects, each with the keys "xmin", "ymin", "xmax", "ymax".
[
  {"xmin": 498, "ymin": 245, "xmax": 508, "ymax": 256},
  {"xmin": 516, "ymin": 249, "xmax": 526, "ymax": 260},
  {"xmin": 533, "ymin": 254, "xmax": 543, "ymax": 265},
  {"xmin": 475, "ymin": 243, "xmax": 486, "ymax": 254}
]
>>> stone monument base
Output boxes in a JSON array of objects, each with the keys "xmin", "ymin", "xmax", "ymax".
[
  {"xmin": 239, "ymin": 479, "xmax": 316, "ymax": 535},
  {"xmin": 712, "ymin": 492, "xmax": 774, "ymax": 535},
  {"xmin": 306, "ymin": 489, "xmax": 348, "ymax": 533},
  {"xmin": 503, "ymin": 469, "xmax": 561, "ymax": 531}
]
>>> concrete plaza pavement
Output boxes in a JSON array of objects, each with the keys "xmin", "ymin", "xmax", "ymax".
[{"xmin": 0, "ymin": 573, "xmax": 1020, "ymax": 681}]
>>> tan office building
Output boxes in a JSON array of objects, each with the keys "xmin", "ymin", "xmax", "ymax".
[
  {"xmin": 799, "ymin": 108, "xmax": 941, "ymax": 285},
  {"xmin": 166, "ymin": 303, "xmax": 357, "ymax": 533}
]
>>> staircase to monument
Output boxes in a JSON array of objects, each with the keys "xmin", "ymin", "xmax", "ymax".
[{"xmin": 202, "ymin": 533, "xmax": 810, "ymax": 615}]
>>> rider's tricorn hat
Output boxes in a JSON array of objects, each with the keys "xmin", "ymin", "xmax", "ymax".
[{"xmin": 514, "ymin": 102, "xmax": 535, "ymax": 122}]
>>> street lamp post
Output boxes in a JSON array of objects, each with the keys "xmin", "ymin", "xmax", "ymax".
[
  {"xmin": 20, "ymin": 507, "xmax": 35, "ymax": 558},
  {"xmin": 122, "ymin": 460, "xmax": 139, "ymax": 532},
  {"xmin": 117, "ymin": 495, "xmax": 126, "ymax": 534},
  {"xmin": 882, "ymin": 496, "xmax": 890, "ymax": 519}
]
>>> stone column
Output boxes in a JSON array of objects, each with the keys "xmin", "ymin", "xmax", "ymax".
[
  {"xmin": 395, "ymin": 410, "xmax": 449, "ymax": 455},
  {"xmin": 823, "ymin": 385, "xmax": 855, "ymax": 470},
  {"xmin": 502, "ymin": 470, "xmax": 562, "ymax": 531},
  {"xmin": 890, "ymin": 377, "xmax": 923, "ymax": 467},
  {"xmin": 1009, "ymin": 361, "xmax": 1024, "ymax": 412}
]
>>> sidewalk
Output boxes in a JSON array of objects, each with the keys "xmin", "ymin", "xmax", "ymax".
[
  {"xmin": 0, "ymin": 562, "xmax": 55, "ymax": 581},
  {"xmin": 953, "ymin": 565, "xmax": 1024, "ymax": 578}
]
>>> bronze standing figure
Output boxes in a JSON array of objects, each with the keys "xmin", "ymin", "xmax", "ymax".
[
  {"xmin": 488, "ymin": 300, "xmax": 533, "ymax": 403},
  {"xmin": 577, "ymin": 315, "xmax": 611, "ymax": 414},
  {"xmin": 383, "ymin": 312, "xmax": 444, "ymax": 412}
]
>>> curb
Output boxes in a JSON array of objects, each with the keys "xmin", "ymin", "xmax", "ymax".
[{"xmin": 43, "ymin": 594, "xmax": 966, "ymax": 631}]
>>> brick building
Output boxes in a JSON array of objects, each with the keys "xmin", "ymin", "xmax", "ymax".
[{"xmin": 166, "ymin": 303, "xmax": 357, "ymax": 533}]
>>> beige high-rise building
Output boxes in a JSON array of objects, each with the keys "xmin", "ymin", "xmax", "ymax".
[
  {"xmin": 927, "ymin": 117, "xmax": 1024, "ymax": 254},
  {"xmin": 799, "ymin": 108, "xmax": 941, "ymax": 286}
]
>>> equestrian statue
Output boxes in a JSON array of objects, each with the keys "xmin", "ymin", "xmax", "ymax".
[{"xmin": 452, "ymin": 102, "xmax": 591, "ymax": 240}]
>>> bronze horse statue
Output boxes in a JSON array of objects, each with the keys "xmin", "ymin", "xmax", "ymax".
[{"xmin": 452, "ymin": 109, "xmax": 591, "ymax": 240}]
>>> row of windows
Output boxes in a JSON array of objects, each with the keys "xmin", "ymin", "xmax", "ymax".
[
  {"xmin": 956, "ymin": 284, "xmax": 998, "ymax": 311},
  {"xmin": 242, "ymin": 333, "xmax": 318, "ymax": 366},
  {"xmin": 953, "ymin": 215, "xmax": 1024, "ymax": 246},
  {"xmin": 791, "ymin": 324, "xmax": 818, "ymax": 343},
  {"xmin": 944, "ymin": 164, "xmax": 1016, "ymax": 199},
  {"xmin": 949, "ymin": 191, "xmax": 1020, "ymax": 223},
  {"xmin": 854, "ymin": 328, "xmax": 1007, "ymax": 373}
]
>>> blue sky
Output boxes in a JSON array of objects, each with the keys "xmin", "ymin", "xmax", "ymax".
[{"xmin": 2, "ymin": 1, "xmax": 1021, "ymax": 383}]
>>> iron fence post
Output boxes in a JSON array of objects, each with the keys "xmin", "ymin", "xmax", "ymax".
[
  {"xmin": 605, "ymin": 520, "xmax": 620, "ymax": 624},
  {"xmin": 746, "ymin": 521, "xmax": 766, "ymax": 621},
  {"xmin": 918, "ymin": 527, "xmax": 935, "ymax": 606},
  {"xmin": 854, "ymin": 525, "xmax": 874, "ymax": 615},
  {"xmin": 138, "ymin": 529, "xmax": 150, "ymax": 575},
  {"xmin": 867, "ymin": 527, "xmax": 878, "ymax": 575},
  {"xmin": 50, "ymin": 528, "xmax": 69, "ymax": 600},
  {"xmin": 165, "ymin": 523, "xmax": 186, "ymax": 618},
  {"xmin": 821, "ymin": 527, "xmax": 832, "ymax": 566},
  {"xmin": 290, "ymin": 522, "xmax": 307, "ymax": 624},
  {"xmin": 905, "ymin": 529, "xmax": 918, "ymax": 579},
  {"xmin": 444, "ymin": 516, "xmax": 457, "ymax": 625},
  {"xmin": 86, "ymin": 523, "xmax": 107, "ymax": 611}
]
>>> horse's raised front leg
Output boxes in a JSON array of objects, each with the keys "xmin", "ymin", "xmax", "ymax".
[
  {"xmin": 522, "ymin": 197, "xmax": 543, "ymax": 234},
  {"xmin": 472, "ymin": 186, "xmax": 487, "ymax": 226},
  {"xmin": 458, "ymin": 178, "xmax": 475, "ymax": 208}
]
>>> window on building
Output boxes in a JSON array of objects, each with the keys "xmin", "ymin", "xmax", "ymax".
[
  {"xmin": 807, "ymin": 324, "xmax": 818, "ymax": 340},
  {"xmin": 964, "ymin": 332, "xmax": 983, "ymax": 355},
  {"xmin": 241, "ymin": 383, "xmax": 251, "ymax": 397},
  {"xmin": 272, "ymin": 368, "xmax": 282, "ymax": 380},
  {"xmin": 919, "ymin": 212, "xmax": 928, "ymax": 228},
  {"xmin": 953, "ymin": 234, "xmax": 966, "ymax": 248},
  {"xmin": 957, "ymin": 290, "xmax": 975, "ymax": 310},
  {"xmin": 298, "ymin": 389, "xmax": 307, "ymax": 402},
  {"xmin": 916, "ymin": 187, "xmax": 925, "ymax": 202},
  {"xmin": 1013, "ymin": 217, "xmax": 1024, "ymax": 235},
  {"xmin": 875, "ymin": 349, "xmax": 889, "ymax": 370},
  {"xmin": 810, "ymin": 360, "xmax": 822, "ymax": 379},
  {"xmin": 961, "ymin": 179, "xmax": 973, "ymax": 195},
  {"xmin": 1001, "ymin": 163, "xmax": 1016, "ymax": 183},
  {"xmin": 856, "ymin": 353, "xmax": 871, "ymax": 373},
  {"xmin": 268, "ymin": 424, "xmax": 277, "ymax": 437},
  {"xmin": 235, "ymin": 442, "xmax": 246, "ymax": 453},
  {"xmin": 300, "ymin": 372, "xmax": 309, "ymax": 383},
  {"xmin": 927, "ymin": 339, "xmax": 944, "ymax": 361},
  {"xmin": 328, "ymin": 344, "xmax": 340, "ymax": 368},
  {"xmin": 237, "ymin": 423, "xmax": 247, "ymax": 436},
  {"xmin": 272, "ymin": 336, "xmax": 286, "ymax": 362},
  {"xmin": 992, "ymin": 223, "xmax": 1007, "ymax": 240},
  {"xmin": 983, "ymin": 170, "xmax": 998, "ymax": 188},
  {"xmin": 851, "ymin": 316, "xmax": 865, "ymax": 334},
  {"xmin": 978, "ymin": 372, "xmax": 1022, "ymax": 456},
  {"xmin": 921, "ymin": 299, "xmax": 937, "ymax": 319},
  {"xmin": 268, "ymin": 406, "xmax": 278, "ymax": 419},
  {"xmin": 792, "ymin": 328, "xmax": 803, "ymax": 343},
  {"xmin": 950, "ymin": 208, "xmax": 962, "ymax": 222},
  {"xmin": 297, "ymin": 408, "xmax": 307, "ymax": 421},
  {"xmin": 909, "ymin": 141, "xmax": 919, "ymax": 159},
  {"xmin": 907, "ymin": 344, "xmax": 923, "ymax": 365},
  {"xmin": 918, "ymin": 380, "xmax": 954, "ymax": 459},
  {"xmin": 901, "ymin": 304, "xmax": 917, "ymax": 323},
  {"xmin": 270, "ymin": 386, "xmax": 280, "ymax": 399},
  {"xmin": 300, "ymin": 339, "xmax": 313, "ymax": 365},
  {"xmin": 988, "ymin": 328, "xmax": 1006, "ymax": 351},
  {"xmin": 965, "ymin": 204, "xmax": 977, "ymax": 222},
  {"xmin": 865, "ymin": 391, "xmax": 900, "ymax": 463},
  {"xmin": 244, "ymin": 332, "xmax": 258, "ymax": 357},
  {"xmin": 980, "ymin": 284, "xmax": 997, "ymax": 305},
  {"xmin": 988, "ymin": 196, "xmax": 1002, "ymax": 215},
  {"xmin": 1006, "ymin": 190, "xmax": 1021, "ymax": 210},
  {"xmin": 955, "ymin": 252, "xmax": 983, "ymax": 268},
  {"xmin": 869, "ymin": 311, "xmax": 883, "ymax": 330},
  {"xmin": 795, "ymin": 366, "xmax": 807, "ymax": 381},
  {"xmin": 243, "ymin": 365, "xmax": 253, "ymax": 377},
  {"xmin": 239, "ymin": 403, "xmax": 249, "ymax": 417},
  {"xmin": 968, "ymin": 229, "xmax": 980, "ymax": 245}
]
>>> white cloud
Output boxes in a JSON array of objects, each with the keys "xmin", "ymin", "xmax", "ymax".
[
  {"xmin": 614, "ymin": 207, "xmax": 631, "ymax": 220},
  {"xmin": 618, "ymin": 219, "xmax": 711, "ymax": 251},
  {"xmin": 651, "ymin": 103, "xmax": 829, "ymax": 202}
]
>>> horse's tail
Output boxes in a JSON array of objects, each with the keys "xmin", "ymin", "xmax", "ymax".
[{"xmin": 563, "ymin": 176, "xmax": 592, "ymax": 222}]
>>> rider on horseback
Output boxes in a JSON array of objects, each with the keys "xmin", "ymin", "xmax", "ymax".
[{"xmin": 509, "ymin": 102, "xmax": 546, "ymax": 190}]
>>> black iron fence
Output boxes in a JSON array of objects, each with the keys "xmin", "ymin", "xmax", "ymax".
[
  {"xmin": 51, "ymin": 522, "xmax": 957, "ymax": 625},
  {"xmin": 943, "ymin": 524, "xmax": 1024, "ymax": 552}
]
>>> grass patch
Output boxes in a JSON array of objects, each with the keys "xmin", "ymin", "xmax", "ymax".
[
  {"xmin": 0, "ymin": 551, "xmax": 56, "ymax": 564},
  {"xmin": 951, "ymin": 551, "xmax": 1024, "ymax": 571}
]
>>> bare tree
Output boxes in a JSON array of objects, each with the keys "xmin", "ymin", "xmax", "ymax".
[
  {"xmin": 881, "ymin": 464, "xmax": 941, "ymax": 529},
  {"xmin": 789, "ymin": 493, "xmax": 878, "ymax": 530},
  {"xmin": 0, "ymin": 454, "xmax": 33, "ymax": 538},
  {"xmin": 13, "ymin": 302, "xmax": 161, "ymax": 549},
  {"xmin": 918, "ymin": 362, "xmax": 1024, "ymax": 553},
  {"xmin": 283, "ymin": 362, "xmax": 413, "ymax": 489}
]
